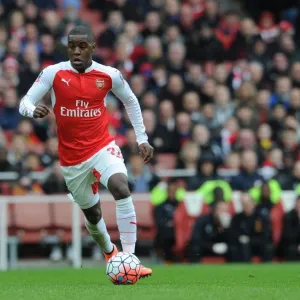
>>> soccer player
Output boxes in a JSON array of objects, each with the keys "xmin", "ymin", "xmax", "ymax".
[{"xmin": 19, "ymin": 25, "xmax": 153, "ymax": 278}]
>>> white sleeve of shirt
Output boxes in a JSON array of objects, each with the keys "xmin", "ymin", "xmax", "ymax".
[
  {"xmin": 111, "ymin": 69, "xmax": 148, "ymax": 145},
  {"xmin": 19, "ymin": 66, "xmax": 56, "ymax": 118}
]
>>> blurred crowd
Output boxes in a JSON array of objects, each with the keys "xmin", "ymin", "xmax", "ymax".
[
  {"xmin": 0, "ymin": 0, "xmax": 300, "ymax": 198},
  {"xmin": 155, "ymin": 180, "xmax": 300, "ymax": 263}
]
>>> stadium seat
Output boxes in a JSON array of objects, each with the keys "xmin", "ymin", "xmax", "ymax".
[
  {"xmin": 0, "ymin": 182, "xmax": 12, "ymax": 195},
  {"xmin": 134, "ymin": 201, "xmax": 156, "ymax": 243},
  {"xmin": 52, "ymin": 202, "xmax": 73, "ymax": 242},
  {"xmin": 174, "ymin": 202, "xmax": 199, "ymax": 259},
  {"xmin": 228, "ymin": 201, "xmax": 236, "ymax": 215},
  {"xmin": 202, "ymin": 203, "xmax": 211, "ymax": 215},
  {"xmin": 13, "ymin": 202, "xmax": 52, "ymax": 243},
  {"xmin": 270, "ymin": 201, "xmax": 284, "ymax": 246},
  {"xmin": 201, "ymin": 257, "xmax": 226, "ymax": 264}
]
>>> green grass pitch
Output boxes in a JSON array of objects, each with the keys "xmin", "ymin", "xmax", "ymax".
[{"xmin": 0, "ymin": 264, "xmax": 299, "ymax": 300}]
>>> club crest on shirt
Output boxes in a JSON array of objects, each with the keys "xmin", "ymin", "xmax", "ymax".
[{"xmin": 95, "ymin": 79, "xmax": 105, "ymax": 90}]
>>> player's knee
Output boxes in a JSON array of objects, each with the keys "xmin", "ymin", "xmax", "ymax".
[
  {"xmin": 111, "ymin": 183, "xmax": 131, "ymax": 200},
  {"xmin": 85, "ymin": 213, "xmax": 102, "ymax": 225},
  {"xmin": 84, "ymin": 206, "xmax": 102, "ymax": 225}
]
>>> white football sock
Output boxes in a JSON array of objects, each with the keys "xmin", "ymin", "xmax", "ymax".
[
  {"xmin": 116, "ymin": 196, "xmax": 137, "ymax": 253},
  {"xmin": 85, "ymin": 217, "xmax": 113, "ymax": 254}
]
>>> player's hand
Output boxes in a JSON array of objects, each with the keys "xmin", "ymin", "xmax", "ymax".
[
  {"xmin": 33, "ymin": 104, "xmax": 51, "ymax": 119},
  {"xmin": 138, "ymin": 142, "xmax": 154, "ymax": 164}
]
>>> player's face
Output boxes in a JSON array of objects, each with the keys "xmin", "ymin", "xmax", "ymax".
[{"xmin": 68, "ymin": 34, "xmax": 95, "ymax": 72}]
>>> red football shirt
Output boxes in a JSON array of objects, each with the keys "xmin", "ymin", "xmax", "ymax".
[{"xmin": 20, "ymin": 61, "xmax": 148, "ymax": 166}]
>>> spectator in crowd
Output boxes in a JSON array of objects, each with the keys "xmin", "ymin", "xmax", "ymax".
[
  {"xmin": 142, "ymin": 11, "xmax": 163, "ymax": 38},
  {"xmin": 249, "ymin": 37, "xmax": 269, "ymax": 67},
  {"xmin": 179, "ymin": 4, "xmax": 194, "ymax": 36},
  {"xmin": 0, "ymin": 88, "xmax": 22, "ymax": 130},
  {"xmin": 98, "ymin": 10, "xmax": 124, "ymax": 48},
  {"xmin": 257, "ymin": 123, "xmax": 276, "ymax": 156},
  {"xmin": 185, "ymin": 63, "xmax": 205, "ymax": 91},
  {"xmin": 213, "ymin": 63, "xmax": 229, "ymax": 85},
  {"xmin": 231, "ymin": 150, "xmax": 264, "ymax": 190},
  {"xmin": 186, "ymin": 157, "xmax": 218, "ymax": 190},
  {"xmin": 270, "ymin": 76, "xmax": 292, "ymax": 109},
  {"xmin": 130, "ymin": 74, "xmax": 146, "ymax": 99},
  {"xmin": 250, "ymin": 181, "xmax": 282, "ymax": 215},
  {"xmin": 214, "ymin": 85, "xmax": 235, "ymax": 126},
  {"xmin": 7, "ymin": 134, "xmax": 28, "ymax": 170},
  {"xmin": 137, "ymin": 36, "xmax": 164, "ymax": 79},
  {"xmin": 0, "ymin": 146, "xmax": 14, "ymax": 172},
  {"xmin": 141, "ymin": 91, "xmax": 159, "ymax": 112},
  {"xmin": 126, "ymin": 153, "xmax": 160, "ymax": 193},
  {"xmin": 231, "ymin": 193, "xmax": 273, "ymax": 262},
  {"xmin": 268, "ymin": 53, "xmax": 289, "ymax": 86},
  {"xmin": 154, "ymin": 179, "xmax": 179, "ymax": 263},
  {"xmin": 248, "ymin": 61, "xmax": 266, "ymax": 90},
  {"xmin": 40, "ymin": 33, "xmax": 66, "ymax": 65},
  {"xmin": 280, "ymin": 195, "xmax": 300, "ymax": 261},
  {"xmin": 165, "ymin": 41, "xmax": 186, "ymax": 76},
  {"xmin": 0, "ymin": 25, "xmax": 7, "ymax": 61},
  {"xmin": 198, "ymin": 103, "xmax": 220, "ymax": 132},
  {"xmin": 121, "ymin": 128, "xmax": 138, "ymax": 163},
  {"xmin": 42, "ymin": 160, "xmax": 68, "ymax": 194},
  {"xmin": 187, "ymin": 22, "xmax": 223, "ymax": 63},
  {"xmin": 220, "ymin": 117, "xmax": 239, "ymax": 157},
  {"xmin": 277, "ymin": 161, "xmax": 300, "ymax": 190},
  {"xmin": 18, "ymin": 44, "xmax": 40, "ymax": 97},
  {"xmin": 16, "ymin": 119, "xmax": 43, "ymax": 154},
  {"xmin": 268, "ymin": 104, "xmax": 287, "ymax": 141},
  {"xmin": 235, "ymin": 105, "xmax": 258, "ymax": 130},
  {"xmin": 289, "ymin": 88, "xmax": 300, "ymax": 120},
  {"xmin": 182, "ymin": 92, "xmax": 201, "ymax": 122},
  {"xmin": 157, "ymin": 100, "xmax": 176, "ymax": 135},
  {"xmin": 189, "ymin": 201, "xmax": 237, "ymax": 262},
  {"xmin": 40, "ymin": 136, "xmax": 58, "ymax": 167},
  {"xmin": 233, "ymin": 129, "xmax": 262, "ymax": 162},
  {"xmin": 291, "ymin": 62, "xmax": 300, "ymax": 88},
  {"xmin": 160, "ymin": 74, "xmax": 185, "ymax": 112},
  {"xmin": 192, "ymin": 124, "xmax": 223, "ymax": 164},
  {"xmin": 194, "ymin": 0, "xmax": 220, "ymax": 29},
  {"xmin": 24, "ymin": 2, "xmax": 41, "ymax": 24},
  {"xmin": 177, "ymin": 141, "xmax": 200, "ymax": 171},
  {"xmin": 12, "ymin": 174, "xmax": 43, "ymax": 195},
  {"xmin": 151, "ymin": 100, "xmax": 180, "ymax": 153},
  {"xmin": 175, "ymin": 112, "xmax": 192, "ymax": 145}
]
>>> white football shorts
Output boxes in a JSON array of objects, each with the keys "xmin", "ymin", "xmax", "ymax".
[{"xmin": 61, "ymin": 141, "xmax": 127, "ymax": 209}]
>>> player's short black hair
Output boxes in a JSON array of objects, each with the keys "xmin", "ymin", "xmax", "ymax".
[{"xmin": 68, "ymin": 25, "xmax": 94, "ymax": 43}]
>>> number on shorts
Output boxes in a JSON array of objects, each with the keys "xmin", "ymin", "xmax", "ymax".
[{"xmin": 107, "ymin": 147, "xmax": 123, "ymax": 159}]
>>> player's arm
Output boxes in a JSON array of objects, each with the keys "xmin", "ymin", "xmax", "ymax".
[
  {"xmin": 111, "ymin": 70, "xmax": 154, "ymax": 163},
  {"xmin": 19, "ymin": 67, "xmax": 54, "ymax": 119}
]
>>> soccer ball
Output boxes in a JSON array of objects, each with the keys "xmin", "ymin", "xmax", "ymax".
[{"xmin": 106, "ymin": 252, "xmax": 142, "ymax": 285}]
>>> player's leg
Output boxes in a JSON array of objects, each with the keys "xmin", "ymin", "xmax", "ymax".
[
  {"xmin": 106, "ymin": 173, "xmax": 152, "ymax": 278},
  {"xmin": 107, "ymin": 173, "xmax": 136, "ymax": 253},
  {"xmin": 81, "ymin": 200, "xmax": 117, "ymax": 258},
  {"xmin": 61, "ymin": 162, "xmax": 117, "ymax": 260},
  {"xmin": 92, "ymin": 141, "xmax": 152, "ymax": 277}
]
